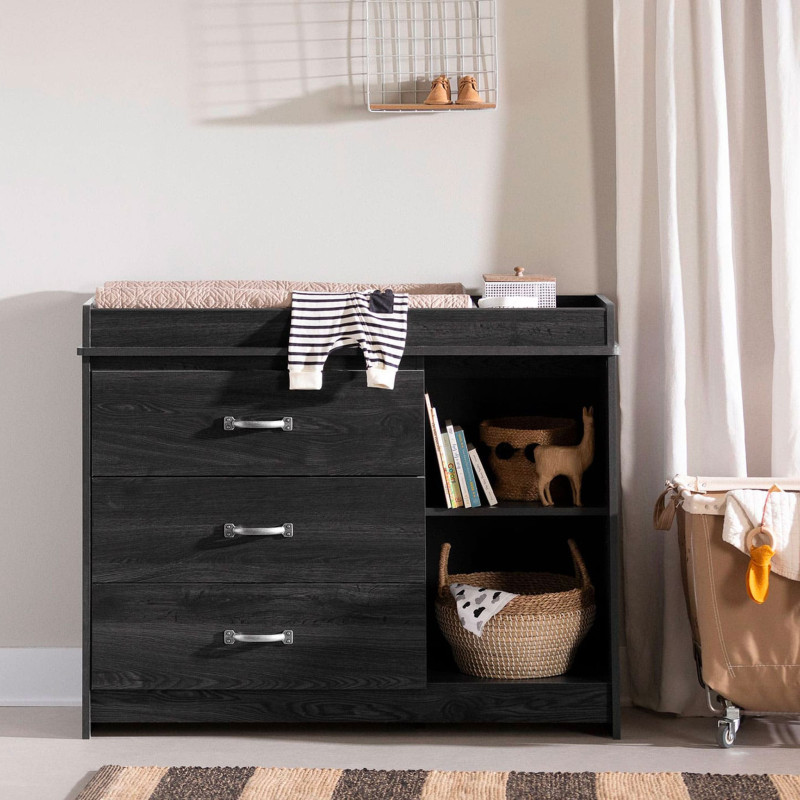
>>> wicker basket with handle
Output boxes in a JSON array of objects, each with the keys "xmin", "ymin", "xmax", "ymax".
[
  {"xmin": 435, "ymin": 539, "xmax": 595, "ymax": 679},
  {"xmin": 479, "ymin": 416, "xmax": 578, "ymax": 501}
]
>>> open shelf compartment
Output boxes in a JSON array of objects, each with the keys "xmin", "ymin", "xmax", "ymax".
[
  {"xmin": 423, "ymin": 355, "xmax": 611, "ymax": 511},
  {"xmin": 422, "ymin": 351, "xmax": 619, "ymax": 734},
  {"xmin": 426, "ymin": 516, "xmax": 614, "ymax": 682}
]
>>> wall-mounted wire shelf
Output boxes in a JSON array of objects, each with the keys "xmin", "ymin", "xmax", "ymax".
[{"xmin": 366, "ymin": 0, "xmax": 498, "ymax": 112}]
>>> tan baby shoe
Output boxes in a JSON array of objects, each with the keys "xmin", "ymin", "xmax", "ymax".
[
  {"xmin": 424, "ymin": 75, "xmax": 452, "ymax": 105},
  {"xmin": 456, "ymin": 75, "xmax": 482, "ymax": 104}
]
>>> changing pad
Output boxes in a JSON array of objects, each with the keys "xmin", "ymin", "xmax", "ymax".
[
  {"xmin": 723, "ymin": 489, "xmax": 800, "ymax": 581},
  {"xmin": 95, "ymin": 280, "xmax": 473, "ymax": 309}
]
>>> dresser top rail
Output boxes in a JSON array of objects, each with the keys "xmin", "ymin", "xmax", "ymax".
[{"xmin": 79, "ymin": 295, "xmax": 617, "ymax": 356}]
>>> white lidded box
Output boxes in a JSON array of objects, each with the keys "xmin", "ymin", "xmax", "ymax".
[{"xmin": 482, "ymin": 268, "xmax": 557, "ymax": 307}]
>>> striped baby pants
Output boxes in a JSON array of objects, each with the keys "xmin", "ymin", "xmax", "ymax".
[{"xmin": 288, "ymin": 290, "xmax": 409, "ymax": 390}]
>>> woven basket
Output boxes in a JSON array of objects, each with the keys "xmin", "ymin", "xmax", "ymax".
[
  {"xmin": 435, "ymin": 539, "xmax": 595, "ymax": 679},
  {"xmin": 479, "ymin": 416, "xmax": 577, "ymax": 501}
]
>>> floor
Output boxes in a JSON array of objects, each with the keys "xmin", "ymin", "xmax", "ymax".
[{"xmin": 1, "ymin": 707, "xmax": 799, "ymax": 800}]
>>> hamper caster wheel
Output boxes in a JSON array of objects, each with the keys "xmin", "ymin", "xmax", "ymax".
[{"xmin": 716, "ymin": 719, "xmax": 736, "ymax": 748}]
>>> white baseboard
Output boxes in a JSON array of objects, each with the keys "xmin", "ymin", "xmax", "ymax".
[{"xmin": 0, "ymin": 647, "xmax": 81, "ymax": 706}]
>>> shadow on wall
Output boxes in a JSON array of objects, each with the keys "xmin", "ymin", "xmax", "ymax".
[
  {"xmin": 490, "ymin": 0, "xmax": 616, "ymax": 296},
  {"xmin": 188, "ymin": 0, "xmax": 368, "ymax": 125},
  {"xmin": 585, "ymin": 0, "xmax": 617, "ymax": 299},
  {"xmin": 188, "ymin": 0, "xmax": 497, "ymax": 126},
  {"xmin": 0, "ymin": 292, "xmax": 89, "ymax": 647}
]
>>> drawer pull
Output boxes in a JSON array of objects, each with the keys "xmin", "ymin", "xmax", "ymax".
[
  {"xmin": 224, "ymin": 416, "xmax": 293, "ymax": 431},
  {"xmin": 224, "ymin": 629, "xmax": 293, "ymax": 645},
  {"xmin": 224, "ymin": 522, "xmax": 294, "ymax": 538}
]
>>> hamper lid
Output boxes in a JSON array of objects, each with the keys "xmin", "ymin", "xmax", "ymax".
[{"xmin": 669, "ymin": 474, "xmax": 800, "ymax": 517}]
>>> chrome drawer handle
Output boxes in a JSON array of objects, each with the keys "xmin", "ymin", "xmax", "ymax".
[
  {"xmin": 224, "ymin": 629, "xmax": 293, "ymax": 645},
  {"xmin": 224, "ymin": 523, "xmax": 293, "ymax": 538},
  {"xmin": 224, "ymin": 416, "xmax": 293, "ymax": 431}
]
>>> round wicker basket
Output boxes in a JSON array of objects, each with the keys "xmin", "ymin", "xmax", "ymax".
[
  {"xmin": 435, "ymin": 540, "xmax": 595, "ymax": 679},
  {"xmin": 479, "ymin": 416, "xmax": 577, "ymax": 501}
]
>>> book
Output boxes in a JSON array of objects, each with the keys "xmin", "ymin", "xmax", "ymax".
[
  {"xmin": 468, "ymin": 444, "xmax": 498, "ymax": 506},
  {"xmin": 434, "ymin": 408, "xmax": 462, "ymax": 508},
  {"xmin": 440, "ymin": 431, "xmax": 464, "ymax": 508},
  {"xmin": 424, "ymin": 394, "xmax": 451, "ymax": 508},
  {"xmin": 454, "ymin": 426, "xmax": 481, "ymax": 507},
  {"xmin": 445, "ymin": 419, "xmax": 472, "ymax": 508}
]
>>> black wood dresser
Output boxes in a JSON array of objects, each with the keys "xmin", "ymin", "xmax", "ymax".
[{"xmin": 78, "ymin": 295, "xmax": 620, "ymax": 738}]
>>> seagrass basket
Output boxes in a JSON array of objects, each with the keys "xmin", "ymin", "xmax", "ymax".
[
  {"xmin": 479, "ymin": 416, "xmax": 577, "ymax": 501},
  {"xmin": 435, "ymin": 539, "xmax": 595, "ymax": 679}
]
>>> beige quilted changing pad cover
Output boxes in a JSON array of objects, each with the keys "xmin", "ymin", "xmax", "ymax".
[{"xmin": 95, "ymin": 281, "xmax": 473, "ymax": 309}]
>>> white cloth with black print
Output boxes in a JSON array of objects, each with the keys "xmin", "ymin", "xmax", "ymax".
[{"xmin": 449, "ymin": 582, "xmax": 518, "ymax": 637}]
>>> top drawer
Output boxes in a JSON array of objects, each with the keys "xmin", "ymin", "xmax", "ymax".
[{"xmin": 91, "ymin": 370, "xmax": 424, "ymax": 476}]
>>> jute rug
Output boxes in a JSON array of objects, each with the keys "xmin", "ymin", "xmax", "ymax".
[{"xmin": 75, "ymin": 766, "xmax": 800, "ymax": 800}]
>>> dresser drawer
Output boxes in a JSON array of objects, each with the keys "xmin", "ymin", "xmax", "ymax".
[
  {"xmin": 92, "ymin": 477, "xmax": 424, "ymax": 583},
  {"xmin": 91, "ymin": 370, "xmax": 424, "ymax": 476},
  {"xmin": 91, "ymin": 584, "xmax": 425, "ymax": 691}
]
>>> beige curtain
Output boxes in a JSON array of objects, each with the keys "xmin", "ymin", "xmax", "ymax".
[{"xmin": 614, "ymin": 0, "xmax": 800, "ymax": 713}]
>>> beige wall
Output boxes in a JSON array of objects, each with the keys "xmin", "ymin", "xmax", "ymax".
[{"xmin": 0, "ymin": 0, "xmax": 615, "ymax": 650}]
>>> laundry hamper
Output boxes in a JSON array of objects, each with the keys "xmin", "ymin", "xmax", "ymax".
[
  {"xmin": 435, "ymin": 540, "xmax": 595, "ymax": 679},
  {"xmin": 655, "ymin": 475, "xmax": 800, "ymax": 747}
]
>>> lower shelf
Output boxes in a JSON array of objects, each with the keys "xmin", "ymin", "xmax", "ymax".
[
  {"xmin": 426, "ymin": 669, "xmax": 610, "ymax": 686},
  {"xmin": 90, "ymin": 680, "xmax": 613, "ymax": 727}
]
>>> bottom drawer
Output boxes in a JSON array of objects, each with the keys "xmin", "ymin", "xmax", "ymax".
[{"xmin": 92, "ymin": 584, "xmax": 425, "ymax": 691}]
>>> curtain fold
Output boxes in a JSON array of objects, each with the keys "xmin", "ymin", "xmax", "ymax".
[
  {"xmin": 762, "ymin": 1, "xmax": 800, "ymax": 476},
  {"xmin": 615, "ymin": 0, "xmax": 797, "ymax": 713}
]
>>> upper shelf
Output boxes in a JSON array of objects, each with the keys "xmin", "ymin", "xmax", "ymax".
[
  {"xmin": 425, "ymin": 501, "xmax": 609, "ymax": 517},
  {"xmin": 79, "ymin": 296, "xmax": 617, "ymax": 357}
]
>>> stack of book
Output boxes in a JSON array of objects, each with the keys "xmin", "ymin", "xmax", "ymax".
[{"xmin": 425, "ymin": 394, "xmax": 498, "ymax": 509}]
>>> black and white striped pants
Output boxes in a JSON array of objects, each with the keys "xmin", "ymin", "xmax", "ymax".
[{"xmin": 288, "ymin": 290, "xmax": 409, "ymax": 389}]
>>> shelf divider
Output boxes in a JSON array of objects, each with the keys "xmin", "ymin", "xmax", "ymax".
[{"xmin": 425, "ymin": 501, "xmax": 609, "ymax": 517}]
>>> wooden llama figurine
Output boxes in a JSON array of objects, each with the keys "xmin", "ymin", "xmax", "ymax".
[{"xmin": 534, "ymin": 407, "xmax": 594, "ymax": 506}]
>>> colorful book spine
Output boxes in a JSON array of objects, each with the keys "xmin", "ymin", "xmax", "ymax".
[
  {"xmin": 468, "ymin": 444, "xmax": 498, "ymax": 506},
  {"xmin": 454, "ymin": 427, "xmax": 481, "ymax": 507},
  {"xmin": 445, "ymin": 420, "xmax": 472, "ymax": 508},
  {"xmin": 440, "ymin": 432, "xmax": 464, "ymax": 508},
  {"xmin": 424, "ymin": 394, "xmax": 452, "ymax": 508},
  {"xmin": 433, "ymin": 408, "xmax": 461, "ymax": 508}
]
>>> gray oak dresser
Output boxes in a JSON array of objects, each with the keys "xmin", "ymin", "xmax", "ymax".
[{"xmin": 79, "ymin": 296, "xmax": 620, "ymax": 738}]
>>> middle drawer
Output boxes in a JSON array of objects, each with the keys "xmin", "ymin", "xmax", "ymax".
[{"xmin": 92, "ymin": 477, "xmax": 424, "ymax": 583}]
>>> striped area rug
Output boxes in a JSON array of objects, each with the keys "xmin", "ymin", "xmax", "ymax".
[{"xmin": 75, "ymin": 766, "xmax": 800, "ymax": 800}]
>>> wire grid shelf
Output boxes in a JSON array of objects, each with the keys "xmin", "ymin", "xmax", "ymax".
[{"xmin": 366, "ymin": 0, "xmax": 497, "ymax": 111}]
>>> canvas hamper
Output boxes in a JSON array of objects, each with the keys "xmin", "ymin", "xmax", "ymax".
[{"xmin": 656, "ymin": 477, "xmax": 800, "ymax": 714}]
